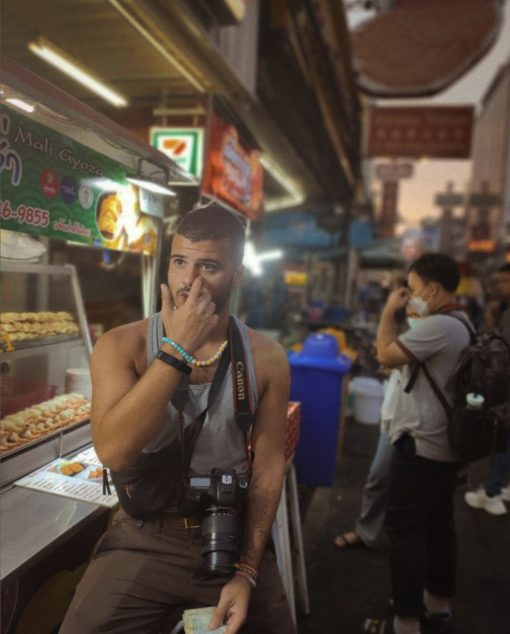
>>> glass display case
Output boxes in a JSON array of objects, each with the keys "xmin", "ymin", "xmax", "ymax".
[{"xmin": 0, "ymin": 261, "xmax": 93, "ymax": 487}]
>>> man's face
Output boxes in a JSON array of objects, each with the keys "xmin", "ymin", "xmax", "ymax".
[
  {"xmin": 406, "ymin": 271, "xmax": 440, "ymax": 314},
  {"xmin": 495, "ymin": 271, "xmax": 510, "ymax": 301},
  {"xmin": 407, "ymin": 271, "xmax": 433, "ymax": 300},
  {"xmin": 168, "ymin": 234, "xmax": 243, "ymax": 314}
]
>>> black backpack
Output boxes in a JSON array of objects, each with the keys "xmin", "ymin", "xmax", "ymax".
[{"xmin": 405, "ymin": 314, "xmax": 510, "ymax": 462}]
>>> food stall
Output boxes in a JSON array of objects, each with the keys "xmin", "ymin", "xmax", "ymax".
[{"xmin": 0, "ymin": 57, "xmax": 197, "ymax": 633}]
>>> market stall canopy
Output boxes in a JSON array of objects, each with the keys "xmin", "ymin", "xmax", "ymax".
[
  {"xmin": 310, "ymin": 237, "xmax": 405, "ymax": 268},
  {"xmin": 0, "ymin": 56, "xmax": 196, "ymax": 188},
  {"xmin": 351, "ymin": 0, "xmax": 504, "ymax": 97}
]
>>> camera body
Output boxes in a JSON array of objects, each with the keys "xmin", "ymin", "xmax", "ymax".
[{"xmin": 182, "ymin": 468, "xmax": 249, "ymax": 574}]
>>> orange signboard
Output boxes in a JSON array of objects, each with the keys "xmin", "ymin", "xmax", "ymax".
[
  {"xmin": 202, "ymin": 113, "xmax": 263, "ymax": 220},
  {"xmin": 366, "ymin": 106, "xmax": 474, "ymax": 159}
]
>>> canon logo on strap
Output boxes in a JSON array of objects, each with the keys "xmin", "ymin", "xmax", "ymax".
[{"xmin": 235, "ymin": 361, "xmax": 246, "ymax": 400}]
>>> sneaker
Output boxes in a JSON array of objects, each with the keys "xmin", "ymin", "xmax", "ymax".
[
  {"xmin": 464, "ymin": 488, "xmax": 507, "ymax": 516},
  {"xmin": 501, "ymin": 485, "xmax": 510, "ymax": 502}
]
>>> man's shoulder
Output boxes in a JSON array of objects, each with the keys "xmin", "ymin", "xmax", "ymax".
[
  {"xmin": 246, "ymin": 326, "xmax": 285, "ymax": 355},
  {"xmin": 423, "ymin": 312, "xmax": 471, "ymax": 332},
  {"xmin": 93, "ymin": 318, "xmax": 148, "ymax": 358},
  {"xmin": 246, "ymin": 327, "xmax": 289, "ymax": 372}
]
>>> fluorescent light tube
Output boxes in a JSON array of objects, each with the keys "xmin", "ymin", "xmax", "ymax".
[
  {"xmin": 5, "ymin": 98, "xmax": 35, "ymax": 113},
  {"xmin": 28, "ymin": 37, "xmax": 129, "ymax": 108},
  {"xmin": 260, "ymin": 156, "xmax": 305, "ymax": 211},
  {"xmin": 258, "ymin": 249, "xmax": 283, "ymax": 262},
  {"xmin": 126, "ymin": 177, "xmax": 176, "ymax": 196}
]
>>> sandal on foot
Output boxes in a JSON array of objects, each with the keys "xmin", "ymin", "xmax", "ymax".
[
  {"xmin": 334, "ymin": 531, "xmax": 366, "ymax": 549},
  {"xmin": 363, "ymin": 617, "xmax": 394, "ymax": 633}
]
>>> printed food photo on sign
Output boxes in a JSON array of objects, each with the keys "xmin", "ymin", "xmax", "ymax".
[
  {"xmin": 46, "ymin": 460, "xmax": 104, "ymax": 481},
  {"xmin": 95, "ymin": 191, "xmax": 123, "ymax": 241},
  {"xmin": 121, "ymin": 184, "xmax": 157, "ymax": 254},
  {"xmin": 48, "ymin": 461, "xmax": 86, "ymax": 477}
]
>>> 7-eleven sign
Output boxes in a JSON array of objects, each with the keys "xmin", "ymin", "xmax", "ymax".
[{"xmin": 150, "ymin": 127, "xmax": 204, "ymax": 178}]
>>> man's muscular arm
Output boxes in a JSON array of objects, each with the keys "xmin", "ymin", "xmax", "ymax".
[
  {"xmin": 210, "ymin": 335, "xmax": 290, "ymax": 633},
  {"xmin": 240, "ymin": 340, "xmax": 290, "ymax": 569},
  {"xmin": 92, "ymin": 278, "xmax": 218, "ymax": 471}
]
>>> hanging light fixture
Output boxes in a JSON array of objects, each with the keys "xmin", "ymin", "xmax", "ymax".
[{"xmin": 28, "ymin": 36, "xmax": 129, "ymax": 108}]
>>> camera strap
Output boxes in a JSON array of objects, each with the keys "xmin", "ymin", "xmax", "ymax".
[
  {"xmin": 172, "ymin": 316, "xmax": 255, "ymax": 478},
  {"xmin": 229, "ymin": 317, "xmax": 255, "ymax": 467}
]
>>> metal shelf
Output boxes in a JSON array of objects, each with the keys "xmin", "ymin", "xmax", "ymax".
[
  {"xmin": 1, "ymin": 337, "xmax": 84, "ymax": 361},
  {"xmin": 1, "ymin": 262, "xmax": 93, "ymax": 487},
  {"xmin": 0, "ymin": 262, "xmax": 93, "ymax": 356},
  {"xmin": 0, "ymin": 419, "xmax": 92, "ymax": 487}
]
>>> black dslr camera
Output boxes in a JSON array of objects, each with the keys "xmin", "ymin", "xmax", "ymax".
[{"xmin": 182, "ymin": 469, "xmax": 249, "ymax": 574}]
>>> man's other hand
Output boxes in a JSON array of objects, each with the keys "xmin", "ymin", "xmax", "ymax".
[{"xmin": 209, "ymin": 575, "xmax": 252, "ymax": 633}]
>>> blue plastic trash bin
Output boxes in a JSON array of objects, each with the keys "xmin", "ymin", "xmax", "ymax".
[{"xmin": 289, "ymin": 333, "xmax": 352, "ymax": 486}]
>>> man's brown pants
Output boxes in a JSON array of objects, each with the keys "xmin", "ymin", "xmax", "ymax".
[{"xmin": 60, "ymin": 509, "xmax": 295, "ymax": 633}]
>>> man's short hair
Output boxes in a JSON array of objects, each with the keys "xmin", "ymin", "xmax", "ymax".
[
  {"xmin": 175, "ymin": 202, "xmax": 246, "ymax": 265},
  {"xmin": 408, "ymin": 253, "xmax": 460, "ymax": 292}
]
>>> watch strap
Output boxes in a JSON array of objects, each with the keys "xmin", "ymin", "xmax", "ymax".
[{"xmin": 156, "ymin": 350, "xmax": 192, "ymax": 375}]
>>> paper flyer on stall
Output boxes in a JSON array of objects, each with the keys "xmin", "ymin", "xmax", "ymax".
[{"xmin": 15, "ymin": 456, "xmax": 118, "ymax": 507}]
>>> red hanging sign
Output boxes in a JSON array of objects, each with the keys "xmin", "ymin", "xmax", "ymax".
[{"xmin": 202, "ymin": 113, "xmax": 263, "ymax": 220}]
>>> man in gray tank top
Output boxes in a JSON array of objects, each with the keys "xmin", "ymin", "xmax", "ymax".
[{"xmin": 61, "ymin": 204, "xmax": 295, "ymax": 633}]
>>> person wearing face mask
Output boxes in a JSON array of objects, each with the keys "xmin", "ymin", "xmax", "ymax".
[{"xmin": 364, "ymin": 254, "xmax": 472, "ymax": 634}]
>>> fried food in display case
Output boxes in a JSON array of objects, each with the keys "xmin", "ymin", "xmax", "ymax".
[
  {"xmin": 0, "ymin": 393, "xmax": 91, "ymax": 454},
  {"xmin": 0, "ymin": 311, "xmax": 80, "ymax": 343}
]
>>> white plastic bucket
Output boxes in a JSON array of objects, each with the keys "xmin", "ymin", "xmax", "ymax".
[{"xmin": 350, "ymin": 377, "xmax": 385, "ymax": 425}]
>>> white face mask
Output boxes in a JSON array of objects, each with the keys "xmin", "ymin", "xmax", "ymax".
[
  {"xmin": 408, "ymin": 296, "xmax": 429, "ymax": 317},
  {"xmin": 406, "ymin": 317, "xmax": 420, "ymax": 329}
]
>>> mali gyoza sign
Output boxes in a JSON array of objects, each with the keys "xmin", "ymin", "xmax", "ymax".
[{"xmin": 0, "ymin": 107, "xmax": 158, "ymax": 255}]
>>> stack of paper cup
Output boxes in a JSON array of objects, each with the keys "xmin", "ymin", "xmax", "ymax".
[{"xmin": 65, "ymin": 368, "xmax": 92, "ymax": 400}]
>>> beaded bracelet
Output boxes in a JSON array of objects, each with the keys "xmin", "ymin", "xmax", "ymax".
[
  {"xmin": 235, "ymin": 569, "xmax": 257, "ymax": 589},
  {"xmin": 162, "ymin": 336, "xmax": 194, "ymax": 365},
  {"xmin": 235, "ymin": 561, "xmax": 258, "ymax": 576},
  {"xmin": 234, "ymin": 562, "xmax": 258, "ymax": 583}
]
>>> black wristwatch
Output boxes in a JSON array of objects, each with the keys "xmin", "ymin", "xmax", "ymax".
[{"xmin": 156, "ymin": 350, "xmax": 192, "ymax": 375}]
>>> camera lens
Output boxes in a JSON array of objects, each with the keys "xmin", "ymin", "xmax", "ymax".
[{"xmin": 201, "ymin": 509, "xmax": 242, "ymax": 574}]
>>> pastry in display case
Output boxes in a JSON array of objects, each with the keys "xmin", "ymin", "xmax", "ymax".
[
  {"xmin": 0, "ymin": 311, "xmax": 80, "ymax": 344},
  {"xmin": 1, "ymin": 392, "xmax": 91, "ymax": 453},
  {"xmin": 0, "ymin": 261, "xmax": 93, "ymax": 486}
]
